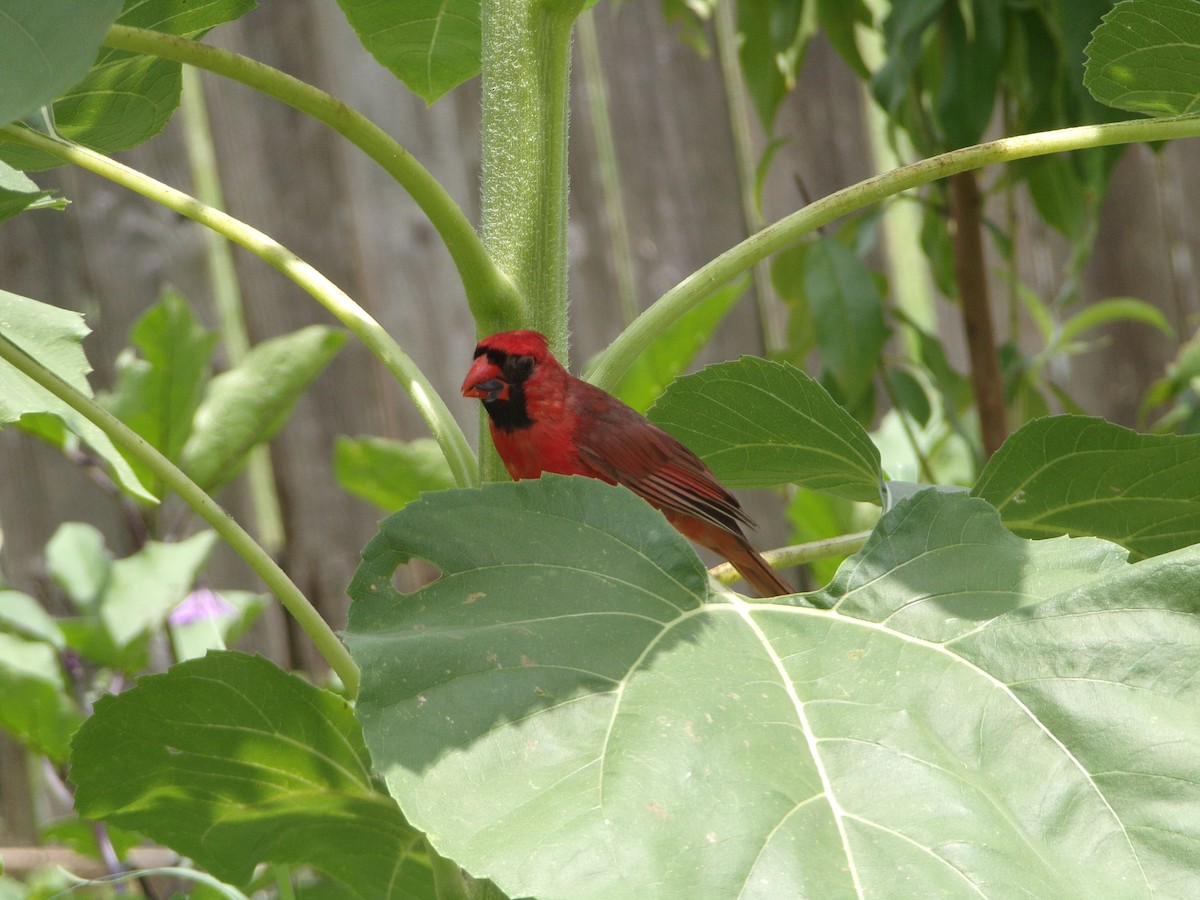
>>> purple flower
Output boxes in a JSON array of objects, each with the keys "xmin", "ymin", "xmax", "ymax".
[{"xmin": 170, "ymin": 587, "xmax": 236, "ymax": 626}]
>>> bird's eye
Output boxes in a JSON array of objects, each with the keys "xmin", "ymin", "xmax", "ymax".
[{"xmin": 507, "ymin": 354, "xmax": 535, "ymax": 381}]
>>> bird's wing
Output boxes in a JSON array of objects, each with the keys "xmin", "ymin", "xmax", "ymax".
[{"xmin": 572, "ymin": 386, "xmax": 754, "ymax": 536}]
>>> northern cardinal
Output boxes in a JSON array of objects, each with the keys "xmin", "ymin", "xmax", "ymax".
[{"xmin": 461, "ymin": 330, "xmax": 792, "ymax": 597}]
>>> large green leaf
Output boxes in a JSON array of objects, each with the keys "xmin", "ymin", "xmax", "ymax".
[
  {"xmin": 1085, "ymin": 0, "xmax": 1200, "ymax": 116},
  {"xmin": 335, "ymin": 0, "xmax": 481, "ymax": 104},
  {"xmin": 972, "ymin": 415, "xmax": 1200, "ymax": 559},
  {"xmin": 181, "ymin": 325, "xmax": 346, "ymax": 493},
  {"xmin": 71, "ymin": 651, "xmax": 431, "ymax": 898},
  {"xmin": 0, "ymin": 289, "xmax": 154, "ymax": 501},
  {"xmin": 1, "ymin": 0, "xmax": 257, "ymax": 171},
  {"xmin": 0, "ymin": 0, "xmax": 123, "ymax": 128},
  {"xmin": 347, "ymin": 478, "xmax": 1199, "ymax": 898},
  {"xmin": 334, "ymin": 436, "xmax": 455, "ymax": 511},
  {"xmin": 102, "ymin": 288, "xmax": 218, "ymax": 487},
  {"xmin": 0, "ymin": 631, "xmax": 83, "ymax": 762},
  {"xmin": 647, "ymin": 356, "xmax": 882, "ymax": 502}
]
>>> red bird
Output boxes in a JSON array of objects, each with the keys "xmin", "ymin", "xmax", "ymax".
[{"xmin": 461, "ymin": 330, "xmax": 792, "ymax": 597}]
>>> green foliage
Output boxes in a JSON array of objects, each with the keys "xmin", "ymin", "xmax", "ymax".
[
  {"xmin": 737, "ymin": 0, "xmax": 816, "ymax": 133},
  {"xmin": 102, "ymin": 287, "xmax": 219, "ymax": 491},
  {"xmin": 973, "ymin": 416, "xmax": 1200, "ymax": 559},
  {"xmin": 802, "ymin": 236, "xmax": 889, "ymax": 415},
  {"xmin": 334, "ymin": 435, "xmax": 457, "ymax": 510},
  {"xmin": 0, "ymin": 0, "xmax": 123, "ymax": 129},
  {"xmin": 71, "ymin": 651, "xmax": 433, "ymax": 898},
  {"xmin": 2, "ymin": 0, "xmax": 1200, "ymax": 896},
  {"xmin": 337, "ymin": 0, "xmax": 481, "ymax": 104},
  {"xmin": 181, "ymin": 325, "xmax": 347, "ymax": 493},
  {"xmin": 0, "ymin": 289, "xmax": 154, "ymax": 500},
  {"xmin": 1085, "ymin": 0, "xmax": 1200, "ymax": 116},
  {"xmin": 0, "ymin": 631, "xmax": 84, "ymax": 762},
  {"xmin": 347, "ymin": 477, "xmax": 1200, "ymax": 897},
  {"xmin": 0, "ymin": 161, "xmax": 66, "ymax": 223},
  {"xmin": 97, "ymin": 531, "xmax": 218, "ymax": 648},
  {"xmin": 0, "ymin": 0, "xmax": 257, "ymax": 171},
  {"xmin": 608, "ymin": 275, "xmax": 746, "ymax": 413}
]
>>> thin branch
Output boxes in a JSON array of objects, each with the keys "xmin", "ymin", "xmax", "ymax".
[
  {"xmin": 709, "ymin": 530, "xmax": 874, "ymax": 586},
  {"xmin": 950, "ymin": 170, "xmax": 1006, "ymax": 457}
]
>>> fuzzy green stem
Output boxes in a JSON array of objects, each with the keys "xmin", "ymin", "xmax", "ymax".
[
  {"xmin": 479, "ymin": 0, "xmax": 583, "ymax": 352},
  {"xmin": 0, "ymin": 331, "xmax": 359, "ymax": 697},
  {"xmin": 0, "ymin": 123, "xmax": 478, "ymax": 490},
  {"xmin": 586, "ymin": 116, "xmax": 1200, "ymax": 391},
  {"xmin": 181, "ymin": 65, "xmax": 286, "ymax": 553},
  {"xmin": 101, "ymin": 24, "xmax": 521, "ymax": 333}
]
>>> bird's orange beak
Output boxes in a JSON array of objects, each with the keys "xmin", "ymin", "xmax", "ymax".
[{"xmin": 461, "ymin": 355, "xmax": 509, "ymax": 401}]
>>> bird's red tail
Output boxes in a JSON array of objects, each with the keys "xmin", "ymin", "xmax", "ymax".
[{"xmin": 723, "ymin": 540, "xmax": 793, "ymax": 597}]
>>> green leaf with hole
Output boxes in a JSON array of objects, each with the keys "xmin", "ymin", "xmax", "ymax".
[
  {"xmin": 71, "ymin": 651, "xmax": 431, "ymax": 897},
  {"xmin": 973, "ymin": 415, "xmax": 1200, "ymax": 559},
  {"xmin": 1085, "ymin": 0, "xmax": 1200, "ymax": 116},
  {"xmin": 181, "ymin": 325, "xmax": 346, "ymax": 493},
  {"xmin": 346, "ymin": 478, "xmax": 1199, "ymax": 898},
  {"xmin": 336, "ymin": 0, "xmax": 481, "ymax": 104},
  {"xmin": 648, "ymin": 356, "xmax": 882, "ymax": 501},
  {"xmin": 0, "ymin": 289, "xmax": 154, "ymax": 501}
]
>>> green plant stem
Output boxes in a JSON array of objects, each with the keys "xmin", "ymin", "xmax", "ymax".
[
  {"xmin": 709, "ymin": 530, "xmax": 873, "ymax": 587},
  {"xmin": 0, "ymin": 123, "xmax": 478, "ymax": 491},
  {"xmin": 0, "ymin": 331, "xmax": 359, "ymax": 697},
  {"xmin": 479, "ymin": 0, "xmax": 582, "ymax": 351},
  {"xmin": 576, "ymin": 8, "xmax": 638, "ymax": 326},
  {"xmin": 585, "ymin": 115, "xmax": 1200, "ymax": 391},
  {"xmin": 181, "ymin": 65, "xmax": 286, "ymax": 554},
  {"xmin": 100, "ymin": 24, "xmax": 521, "ymax": 334},
  {"xmin": 477, "ymin": 0, "xmax": 583, "ymax": 481}
]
